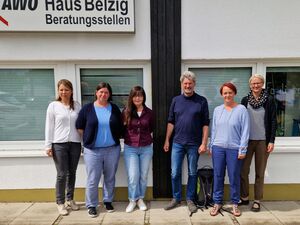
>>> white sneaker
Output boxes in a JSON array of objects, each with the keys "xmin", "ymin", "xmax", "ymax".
[
  {"xmin": 57, "ymin": 204, "xmax": 68, "ymax": 216},
  {"xmin": 66, "ymin": 200, "xmax": 80, "ymax": 211},
  {"xmin": 126, "ymin": 200, "xmax": 136, "ymax": 213},
  {"xmin": 137, "ymin": 199, "xmax": 147, "ymax": 211}
]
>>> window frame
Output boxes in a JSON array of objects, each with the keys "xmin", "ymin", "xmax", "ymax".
[
  {"xmin": 183, "ymin": 61, "xmax": 300, "ymax": 154},
  {"xmin": 263, "ymin": 62, "xmax": 300, "ymax": 152},
  {"xmin": 75, "ymin": 63, "xmax": 151, "ymax": 153},
  {"xmin": 0, "ymin": 63, "xmax": 57, "ymax": 156},
  {"xmin": 0, "ymin": 62, "xmax": 151, "ymax": 156},
  {"xmin": 75, "ymin": 62, "xmax": 152, "ymax": 107}
]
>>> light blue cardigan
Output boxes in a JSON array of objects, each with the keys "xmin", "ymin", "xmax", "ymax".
[{"xmin": 210, "ymin": 104, "xmax": 250, "ymax": 155}]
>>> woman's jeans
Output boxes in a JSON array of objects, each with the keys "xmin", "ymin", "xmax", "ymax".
[
  {"xmin": 212, "ymin": 145, "xmax": 242, "ymax": 205},
  {"xmin": 171, "ymin": 142, "xmax": 199, "ymax": 201},
  {"xmin": 84, "ymin": 145, "xmax": 120, "ymax": 208},
  {"xmin": 52, "ymin": 142, "xmax": 81, "ymax": 204},
  {"xmin": 123, "ymin": 144, "xmax": 153, "ymax": 201}
]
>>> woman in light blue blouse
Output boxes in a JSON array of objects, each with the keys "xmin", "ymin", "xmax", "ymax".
[{"xmin": 209, "ymin": 82, "xmax": 249, "ymax": 217}]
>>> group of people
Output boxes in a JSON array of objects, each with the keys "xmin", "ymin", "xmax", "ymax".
[
  {"xmin": 163, "ymin": 71, "xmax": 276, "ymax": 217},
  {"xmin": 45, "ymin": 80, "xmax": 153, "ymax": 217},
  {"xmin": 45, "ymin": 70, "xmax": 276, "ymax": 218}
]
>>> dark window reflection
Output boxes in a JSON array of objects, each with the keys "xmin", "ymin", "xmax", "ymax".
[
  {"xmin": 80, "ymin": 68, "xmax": 143, "ymax": 110},
  {"xmin": 0, "ymin": 69, "xmax": 55, "ymax": 141},
  {"xmin": 266, "ymin": 67, "xmax": 300, "ymax": 137}
]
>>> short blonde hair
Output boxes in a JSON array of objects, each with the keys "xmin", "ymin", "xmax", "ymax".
[
  {"xmin": 249, "ymin": 74, "xmax": 265, "ymax": 84},
  {"xmin": 180, "ymin": 71, "xmax": 196, "ymax": 83}
]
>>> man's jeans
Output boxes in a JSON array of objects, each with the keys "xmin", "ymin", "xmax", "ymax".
[
  {"xmin": 123, "ymin": 144, "xmax": 153, "ymax": 201},
  {"xmin": 171, "ymin": 142, "xmax": 199, "ymax": 201},
  {"xmin": 52, "ymin": 142, "xmax": 81, "ymax": 204}
]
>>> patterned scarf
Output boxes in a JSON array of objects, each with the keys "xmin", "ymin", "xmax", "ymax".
[{"xmin": 248, "ymin": 89, "xmax": 268, "ymax": 109}]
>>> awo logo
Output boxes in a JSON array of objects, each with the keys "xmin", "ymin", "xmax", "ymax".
[
  {"xmin": 0, "ymin": 15, "xmax": 8, "ymax": 26},
  {"xmin": 0, "ymin": 0, "xmax": 39, "ymax": 26},
  {"xmin": 1, "ymin": 0, "xmax": 38, "ymax": 10}
]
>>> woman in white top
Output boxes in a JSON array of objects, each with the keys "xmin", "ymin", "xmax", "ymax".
[{"xmin": 45, "ymin": 79, "xmax": 81, "ymax": 216}]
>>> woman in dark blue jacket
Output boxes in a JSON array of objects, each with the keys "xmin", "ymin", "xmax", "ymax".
[{"xmin": 76, "ymin": 82, "xmax": 123, "ymax": 218}]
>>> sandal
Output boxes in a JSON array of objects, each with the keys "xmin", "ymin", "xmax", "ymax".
[
  {"xmin": 251, "ymin": 201, "xmax": 260, "ymax": 212},
  {"xmin": 238, "ymin": 199, "xmax": 249, "ymax": 206},
  {"xmin": 231, "ymin": 205, "xmax": 241, "ymax": 217},
  {"xmin": 210, "ymin": 204, "xmax": 222, "ymax": 216}
]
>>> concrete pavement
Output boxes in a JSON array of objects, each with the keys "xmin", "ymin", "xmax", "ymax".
[{"xmin": 0, "ymin": 201, "xmax": 300, "ymax": 225}]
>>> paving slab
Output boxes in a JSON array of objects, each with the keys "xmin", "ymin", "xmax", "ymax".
[
  {"xmin": 101, "ymin": 202, "xmax": 145, "ymax": 225},
  {"xmin": 190, "ymin": 206, "xmax": 234, "ymax": 225},
  {"xmin": 149, "ymin": 201, "xmax": 192, "ymax": 225},
  {"xmin": 9, "ymin": 203, "xmax": 59, "ymax": 225},
  {"xmin": 235, "ymin": 203, "xmax": 282, "ymax": 225},
  {"xmin": 0, "ymin": 201, "xmax": 299, "ymax": 225},
  {"xmin": 262, "ymin": 201, "xmax": 300, "ymax": 225},
  {"xmin": 0, "ymin": 203, "xmax": 32, "ymax": 225},
  {"xmin": 58, "ymin": 202, "xmax": 104, "ymax": 225}
]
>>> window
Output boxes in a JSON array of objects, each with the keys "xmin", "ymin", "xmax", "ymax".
[
  {"xmin": 266, "ymin": 67, "xmax": 300, "ymax": 137},
  {"xmin": 80, "ymin": 68, "xmax": 143, "ymax": 109},
  {"xmin": 0, "ymin": 69, "xmax": 55, "ymax": 141},
  {"xmin": 190, "ymin": 67, "xmax": 252, "ymax": 120}
]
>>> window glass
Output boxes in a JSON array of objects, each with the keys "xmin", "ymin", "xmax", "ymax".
[
  {"xmin": 80, "ymin": 68, "xmax": 143, "ymax": 109},
  {"xmin": 0, "ymin": 69, "xmax": 55, "ymax": 141},
  {"xmin": 266, "ymin": 67, "xmax": 300, "ymax": 137},
  {"xmin": 190, "ymin": 67, "xmax": 252, "ymax": 120}
]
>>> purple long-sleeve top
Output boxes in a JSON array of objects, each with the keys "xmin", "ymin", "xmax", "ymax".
[{"xmin": 123, "ymin": 106, "xmax": 154, "ymax": 147}]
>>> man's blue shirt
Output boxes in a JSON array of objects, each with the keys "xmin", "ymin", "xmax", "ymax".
[{"xmin": 168, "ymin": 93, "xmax": 209, "ymax": 146}]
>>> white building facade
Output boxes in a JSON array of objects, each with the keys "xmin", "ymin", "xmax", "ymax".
[{"xmin": 0, "ymin": 0, "xmax": 299, "ymax": 201}]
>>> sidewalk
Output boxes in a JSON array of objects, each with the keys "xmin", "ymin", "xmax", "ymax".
[{"xmin": 1, "ymin": 201, "xmax": 299, "ymax": 225}]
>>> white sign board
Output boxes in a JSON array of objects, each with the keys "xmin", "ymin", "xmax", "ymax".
[{"xmin": 0, "ymin": 0, "xmax": 135, "ymax": 32}]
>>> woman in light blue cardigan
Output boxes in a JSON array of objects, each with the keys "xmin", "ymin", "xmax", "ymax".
[{"xmin": 209, "ymin": 82, "xmax": 249, "ymax": 217}]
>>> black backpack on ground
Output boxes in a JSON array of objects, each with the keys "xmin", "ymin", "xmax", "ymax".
[{"xmin": 194, "ymin": 166, "xmax": 214, "ymax": 210}]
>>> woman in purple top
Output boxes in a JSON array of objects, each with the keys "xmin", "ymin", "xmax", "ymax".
[{"xmin": 122, "ymin": 86, "xmax": 154, "ymax": 213}]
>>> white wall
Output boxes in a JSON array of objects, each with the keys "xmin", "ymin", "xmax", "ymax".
[
  {"xmin": 0, "ymin": 154, "xmax": 153, "ymax": 189},
  {"xmin": 1, "ymin": 0, "xmax": 300, "ymax": 192},
  {"xmin": 181, "ymin": 0, "xmax": 300, "ymax": 184},
  {"xmin": 182, "ymin": 0, "xmax": 300, "ymax": 59},
  {"xmin": 0, "ymin": 0, "xmax": 151, "ymax": 61},
  {"xmin": 0, "ymin": 0, "xmax": 152, "ymax": 190},
  {"xmin": 179, "ymin": 149, "xmax": 300, "ymax": 185}
]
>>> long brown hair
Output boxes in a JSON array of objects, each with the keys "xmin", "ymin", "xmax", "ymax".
[
  {"xmin": 124, "ymin": 86, "xmax": 146, "ymax": 125},
  {"xmin": 56, "ymin": 79, "xmax": 75, "ymax": 110}
]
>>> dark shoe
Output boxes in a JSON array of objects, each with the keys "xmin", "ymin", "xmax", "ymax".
[
  {"xmin": 238, "ymin": 199, "xmax": 250, "ymax": 206},
  {"xmin": 186, "ymin": 200, "xmax": 197, "ymax": 213},
  {"xmin": 104, "ymin": 202, "xmax": 115, "ymax": 213},
  {"xmin": 164, "ymin": 199, "xmax": 180, "ymax": 210},
  {"xmin": 88, "ymin": 207, "xmax": 97, "ymax": 218},
  {"xmin": 251, "ymin": 201, "xmax": 260, "ymax": 212}
]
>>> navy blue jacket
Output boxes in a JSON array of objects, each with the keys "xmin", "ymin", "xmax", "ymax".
[{"xmin": 76, "ymin": 102, "xmax": 123, "ymax": 149}]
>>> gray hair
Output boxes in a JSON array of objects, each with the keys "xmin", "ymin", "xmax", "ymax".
[
  {"xmin": 249, "ymin": 74, "xmax": 265, "ymax": 84},
  {"xmin": 180, "ymin": 71, "xmax": 196, "ymax": 83}
]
